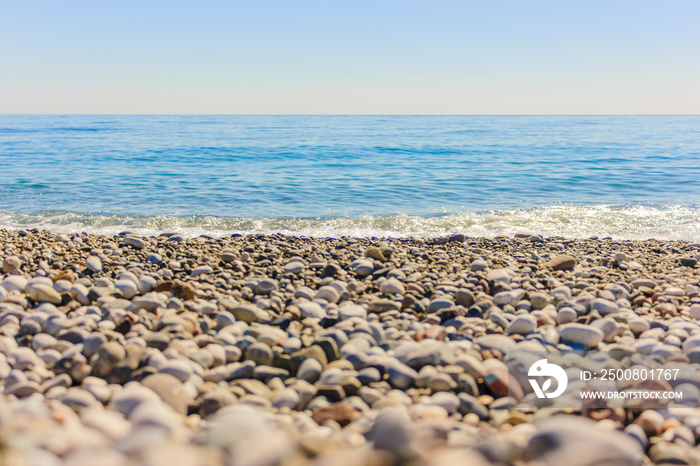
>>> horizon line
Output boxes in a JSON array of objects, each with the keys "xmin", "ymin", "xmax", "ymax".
[{"xmin": 2, "ymin": 113, "xmax": 699, "ymax": 117}]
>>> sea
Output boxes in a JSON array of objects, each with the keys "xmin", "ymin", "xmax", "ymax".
[{"xmin": 0, "ymin": 115, "xmax": 698, "ymax": 241}]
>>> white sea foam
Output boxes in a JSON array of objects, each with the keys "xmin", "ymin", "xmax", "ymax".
[{"xmin": 0, "ymin": 204, "xmax": 697, "ymax": 241}]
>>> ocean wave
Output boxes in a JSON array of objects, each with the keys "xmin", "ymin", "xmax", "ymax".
[{"xmin": 0, "ymin": 204, "xmax": 697, "ymax": 241}]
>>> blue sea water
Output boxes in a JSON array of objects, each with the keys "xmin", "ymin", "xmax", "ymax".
[{"xmin": 0, "ymin": 115, "xmax": 698, "ymax": 240}]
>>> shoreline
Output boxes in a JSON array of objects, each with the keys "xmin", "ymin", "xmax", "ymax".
[
  {"xmin": 1, "ymin": 201, "xmax": 699, "ymax": 242},
  {"xmin": 0, "ymin": 228, "xmax": 699, "ymax": 464},
  {"xmin": 2, "ymin": 226, "xmax": 699, "ymax": 244}
]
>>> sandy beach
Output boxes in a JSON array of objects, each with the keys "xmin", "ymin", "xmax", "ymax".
[{"xmin": 0, "ymin": 228, "xmax": 698, "ymax": 464}]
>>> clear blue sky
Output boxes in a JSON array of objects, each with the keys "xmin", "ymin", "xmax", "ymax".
[{"xmin": 1, "ymin": 0, "xmax": 698, "ymax": 114}]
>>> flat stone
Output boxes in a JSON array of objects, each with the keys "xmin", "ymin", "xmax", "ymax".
[
  {"xmin": 455, "ymin": 289, "xmax": 475, "ymax": 307},
  {"xmin": 487, "ymin": 269, "xmax": 512, "ymax": 283},
  {"xmin": 559, "ymin": 323, "xmax": 603, "ymax": 348},
  {"xmin": 557, "ymin": 307, "xmax": 577, "ymax": 325},
  {"xmin": 272, "ymin": 388, "xmax": 300, "ymax": 409},
  {"xmin": 387, "ymin": 362, "xmax": 418, "ymax": 390},
  {"xmin": 231, "ymin": 304, "xmax": 269, "ymax": 324},
  {"xmin": 590, "ymin": 317, "xmax": 618, "ymax": 341},
  {"xmin": 683, "ymin": 334, "xmax": 700, "ymax": 352},
  {"xmin": 122, "ymin": 236, "xmax": 146, "ymax": 249},
  {"xmin": 317, "ymin": 384, "xmax": 345, "ymax": 402},
  {"xmin": 680, "ymin": 257, "xmax": 697, "ymax": 267},
  {"xmin": 138, "ymin": 276, "xmax": 156, "ymax": 294},
  {"xmin": 430, "ymin": 391, "xmax": 460, "ymax": 413},
  {"xmin": 494, "ymin": 289, "xmax": 526, "ymax": 306},
  {"xmin": 506, "ymin": 315, "xmax": 537, "ymax": 335},
  {"xmin": 1, "ymin": 275, "xmax": 28, "ymax": 292},
  {"xmin": 255, "ymin": 279, "xmax": 277, "ymax": 295},
  {"xmin": 551, "ymin": 286, "xmax": 572, "ymax": 301},
  {"xmin": 528, "ymin": 292, "xmax": 550, "ymax": 310},
  {"xmin": 688, "ymin": 304, "xmax": 700, "ymax": 320},
  {"xmin": 297, "ymin": 358, "xmax": 323, "ymax": 383},
  {"xmin": 245, "ymin": 342, "xmax": 274, "ymax": 366},
  {"xmin": 368, "ymin": 407, "xmax": 413, "ymax": 454},
  {"xmin": 147, "ymin": 253, "xmax": 163, "ymax": 263},
  {"xmin": 91, "ymin": 341, "xmax": 126, "ymax": 378},
  {"xmin": 28, "ymin": 284, "xmax": 62, "ymax": 304},
  {"xmin": 2, "ymin": 255, "xmax": 22, "ymax": 274},
  {"xmin": 200, "ymin": 389, "xmax": 236, "ymax": 418},
  {"xmin": 474, "ymin": 334, "xmax": 516, "ymax": 353},
  {"xmin": 368, "ymin": 299, "xmax": 400, "ymax": 313},
  {"xmin": 632, "ymin": 279, "xmax": 657, "ymax": 289},
  {"xmin": 61, "ymin": 387, "xmax": 98, "ymax": 411},
  {"xmin": 591, "ymin": 298, "xmax": 619, "ymax": 316},
  {"xmin": 109, "ymin": 385, "xmax": 161, "ymax": 417},
  {"xmin": 380, "ymin": 278, "xmax": 405, "ymax": 295},
  {"xmin": 364, "ymin": 247, "xmax": 386, "ymax": 262},
  {"xmin": 524, "ymin": 416, "xmax": 643, "ymax": 465},
  {"xmin": 352, "ymin": 259, "xmax": 374, "ymax": 277},
  {"xmin": 315, "ymin": 286, "xmax": 340, "ymax": 303},
  {"xmin": 429, "ymin": 373, "xmax": 457, "ymax": 393},
  {"xmin": 312, "ymin": 402, "xmax": 359, "ymax": 427},
  {"xmin": 545, "ymin": 255, "xmax": 576, "ymax": 271},
  {"xmin": 427, "ymin": 297, "xmax": 454, "ymax": 313},
  {"xmin": 159, "ymin": 359, "xmax": 193, "ymax": 382},
  {"xmin": 115, "ymin": 279, "xmax": 138, "ymax": 299},
  {"xmin": 86, "ymin": 256, "xmax": 103, "ymax": 273},
  {"xmin": 471, "ymin": 259, "xmax": 488, "ymax": 271},
  {"xmin": 628, "ymin": 318, "xmax": 650, "ymax": 334},
  {"xmin": 192, "ymin": 265, "xmax": 213, "ymax": 277},
  {"xmin": 338, "ymin": 303, "xmax": 367, "ymax": 320},
  {"xmin": 142, "ymin": 373, "xmax": 189, "ymax": 414},
  {"xmin": 298, "ymin": 302, "xmax": 326, "ymax": 319},
  {"xmin": 283, "ymin": 261, "xmax": 304, "ymax": 273}
]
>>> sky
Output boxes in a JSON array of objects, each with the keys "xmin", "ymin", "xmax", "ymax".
[{"xmin": 1, "ymin": 0, "xmax": 698, "ymax": 114}]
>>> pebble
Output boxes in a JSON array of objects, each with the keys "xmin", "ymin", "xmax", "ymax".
[
  {"xmin": 591, "ymin": 298, "xmax": 619, "ymax": 316},
  {"xmin": 544, "ymin": 255, "xmax": 576, "ymax": 270},
  {"xmin": 159, "ymin": 359, "xmax": 193, "ymax": 382},
  {"xmin": 475, "ymin": 334, "xmax": 517, "ymax": 352},
  {"xmin": 387, "ymin": 362, "xmax": 418, "ymax": 390},
  {"xmin": 429, "ymin": 373, "xmax": 458, "ymax": 392},
  {"xmin": 85, "ymin": 256, "xmax": 102, "ymax": 273},
  {"xmin": 494, "ymin": 289, "xmax": 526, "ymax": 306},
  {"xmin": 430, "ymin": 391, "xmax": 460, "ymax": 413},
  {"xmin": 283, "ymin": 261, "xmax": 305, "ymax": 273},
  {"xmin": 486, "ymin": 268, "xmax": 512, "ymax": 284},
  {"xmin": 192, "ymin": 265, "xmax": 213, "ymax": 277},
  {"xmin": 316, "ymin": 285, "xmax": 340, "ymax": 303},
  {"xmin": 109, "ymin": 385, "xmax": 161, "ymax": 417},
  {"xmin": 506, "ymin": 314, "xmax": 537, "ymax": 335},
  {"xmin": 115, "ymin": 279, "xmax": 138, "ymax": 299},
  {"xmin": 470, "ymin": 259, "xmax": 488, "ymax": 271},
  {"xmin": 297, "ymin": 358, "xmax": 323, "ymax": 383},
  {"xmin": 298, "ymin": 301, "xmax": 326, "ymax": 319},
  {"xmin": 231, "ymin": 304, "xmax": 269, "ymax": 324},
  {"xmin": 338, "ymin": 303, "xmax": 367, "ymax": 320},
  {"xmin": 122, "ymin": 236, "xmax": 146, "ymax": 249},
  {"xmin": 559, "ymin": 323, "xmax": 604, "ymax": 347},
  {"xmin": 557, "ymin": 307, "xmax": 578, "ymax": 324},
  {"xmin": 380, "ymin": 278, "xmax": 405, "ymax": 295},
  {"xmin": 1, "ymin": 275, "xmax": 28, "ymax": 292},
  {"xmin": 524, "ymin": 416, "xmax": 643, "ymax": 464},
  {"xmin": 628, "ymin": 318, "xmax": 650, "ymax": 334},
  {"xmin": 28, "ymin": 284, "xmax": 62, "ymax": 304},
  {"xmin": 3, "ymin": 255, "xmax": 22, "ymax": 274},
  {"xmin": 427, "ymin": 297, "xmax": 454, "ymax": 313},
  {"xmin": 142, "ymin": 373, "xmax": 189, "ymax": 414}
]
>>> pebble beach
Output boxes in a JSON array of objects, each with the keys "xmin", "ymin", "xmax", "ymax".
[{"xmin": 1, "ymin": 228, "xmax": 699, "ymax": 465}]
